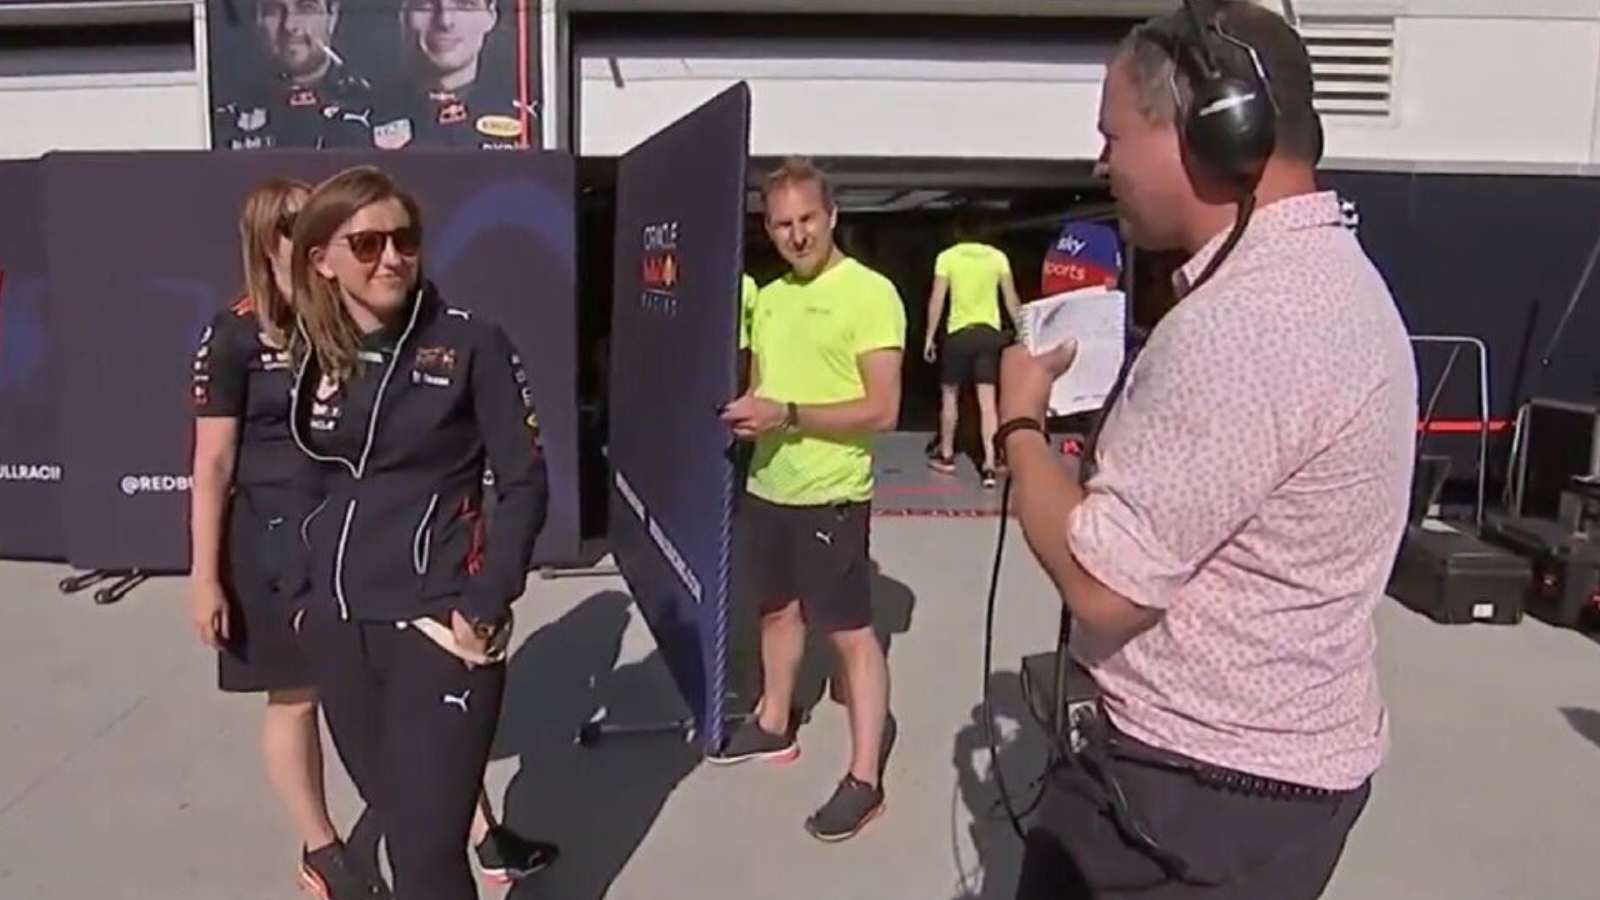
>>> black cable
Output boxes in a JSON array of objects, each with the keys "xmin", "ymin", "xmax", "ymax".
[
  {"xmin": 1537, "ymin": 226, "xmax": 1600, "ymax": 371},
  {"xmin": 1506, "ymin": 225, "xmax": 1600, "ymax": 511},
  {"xmin": 1417, "ymin": 346, "xmax": 1463, "ymax": 458},
  {"xmin": 981, "ymin": 472, "xmax": 1050, "ymax": 840},
  {"xmin": 1190, "ymin": 194, "xmax": 1255, "ymax": 296}
]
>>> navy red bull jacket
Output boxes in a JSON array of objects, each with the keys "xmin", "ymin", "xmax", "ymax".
[{"xmin": 287, "ymin": 281, "xmax": 547, "ymax": 626}]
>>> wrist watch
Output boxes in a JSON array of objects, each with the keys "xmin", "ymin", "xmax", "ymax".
[
  {"xmin": 465, "ymin": 612, "xmax": 505, "ymax": 641},
  {"xmin": 782, "ymin": 401, "xmax": 800, "ymax": 431}
]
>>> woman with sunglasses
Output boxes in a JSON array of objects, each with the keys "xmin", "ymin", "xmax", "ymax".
[
  {"xmin": 285, "ymin": 166, "xmax": 552, "ymax": 899},
  {"xmin": 190, "ymin": 180, "xmax": 390, "ymax": 899}
]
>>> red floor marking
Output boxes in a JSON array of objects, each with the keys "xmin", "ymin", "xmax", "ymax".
[{"xmin": 877, "ymin": 484, "xmax": 972, "ymax": 497}]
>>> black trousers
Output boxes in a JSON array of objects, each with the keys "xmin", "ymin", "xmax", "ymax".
[
  {"xmin": 1016, "ymin": 731, "xmax": 1371, "ymax": 900},
  {"xmin": 300, "ymin": 601, "xmax": 505, "ymax": 900}
]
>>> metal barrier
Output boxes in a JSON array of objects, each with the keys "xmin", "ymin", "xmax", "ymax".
[{"xmin": 1410, "ymin": 334, "xmax": 1490, "ymax": 529}]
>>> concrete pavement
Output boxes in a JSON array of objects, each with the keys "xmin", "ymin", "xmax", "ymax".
[{"xmin": 2, "ymin": 517, "xmax": 1598, "ymax": 898}]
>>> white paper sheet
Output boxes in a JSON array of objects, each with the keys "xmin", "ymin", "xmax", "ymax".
[{"xmin": 1016, "ymin": 289, "xmax": 1127, "ymax": 417}]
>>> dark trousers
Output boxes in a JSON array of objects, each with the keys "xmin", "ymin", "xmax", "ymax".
[
  {"xmin": 300, "ymin": 602, "xmax": 505, "ymax": 900},
  {"xmin": 1016, "ymin": 731, "xmax": 1371, "ymax": 900}
]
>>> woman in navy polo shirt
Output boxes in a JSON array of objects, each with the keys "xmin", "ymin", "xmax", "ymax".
[{"xmin": 189, "ymin": 179, "xmax": 390, "ymax": 899}]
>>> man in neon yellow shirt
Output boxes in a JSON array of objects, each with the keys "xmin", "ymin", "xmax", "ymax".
[
  {"xmin": 715, "ymin": 158, "xmax": 904, "ymax": 843},
  {"xmin": 737, "ymin": 272, "xmax": 759, "ymax": 392},
  {"xmin": 739, "ymin": 273, "xmax": 758, "ymax": 347},
  {"xmin": 923, "ymin": 223, "xmax": 1021, "ymax": 487}
]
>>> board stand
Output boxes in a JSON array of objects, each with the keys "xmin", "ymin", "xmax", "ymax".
[
  {"xmin": 58, "ymin": 568, "xmax": 151, "ymax": 605},
  {"xmin": 575, "ymin": 703, "xmax": 810, "ymax": 751}
]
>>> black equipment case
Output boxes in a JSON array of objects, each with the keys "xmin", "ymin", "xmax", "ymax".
[
  {"xmin": 1388, "ymin": 522, "xmax": 1532, "ymax": 625},
  {"xmin": 1480, "ymin": 514, "xmax": 1600, "ymax": 630},
  {"xmin": 1559, "ymin": 474, "xmax": 1600, "ymax": 535}
]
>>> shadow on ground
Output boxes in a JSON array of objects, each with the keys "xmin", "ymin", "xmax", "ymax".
[
  {"xmin": 488, "ymin": 590, "xmax": 702, "ymax": 900},
  {"xmin": 951, "ymin": 669, "xmax": 1054, "ymax": 900},
  {"xmin": 798, "ymin": 562, "xmax": 917, "ymax": 715},
  {"xmin": 724, "ymin": 557, "xmax": 917, "ymax": 776},
  {"xmin": 1559, "ymin": 706, "xmax": 1600, "ymax": 750}
]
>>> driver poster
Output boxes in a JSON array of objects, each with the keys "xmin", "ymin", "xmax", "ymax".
[{"xmin": 206, "ymin": 0, "xmax": 541, "ymax": 151}]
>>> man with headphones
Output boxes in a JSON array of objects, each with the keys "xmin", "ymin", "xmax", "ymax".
[{"xmin": 996, "ymin": 3, "xmax": 1416, "ymax": 897}]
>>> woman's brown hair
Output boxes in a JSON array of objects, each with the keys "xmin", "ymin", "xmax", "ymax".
[
  {"xmin": 289, "ymin": 165, "xmax": 424, "ymax": 380},
  {"xmin": 239, "ymin": 178, "xmax": 309, "ymax": 348}
]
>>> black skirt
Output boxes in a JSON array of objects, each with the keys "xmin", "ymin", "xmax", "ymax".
[{"xmin": 217, "ymin": 486, "xmax": 312, "ymax": 693}]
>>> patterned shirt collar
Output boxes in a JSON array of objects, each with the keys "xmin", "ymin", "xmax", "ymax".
[{"xmin": 1174, "ymin": 191, "xmax": 1345, "ymax": 298}]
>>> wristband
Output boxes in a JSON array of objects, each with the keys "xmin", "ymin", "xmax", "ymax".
[
  {"xmin": 783, "ymin": 401, "xmax": 800, "ymax": 431},
  {"xmin": 994, "ymin": 417, "xmax": 1046, "ymax": 460}
]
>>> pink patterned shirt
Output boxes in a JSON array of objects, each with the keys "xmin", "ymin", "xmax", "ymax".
[{"xmin": 1067, "ymin": 191, "xmax": 1417, "ymax": 790}]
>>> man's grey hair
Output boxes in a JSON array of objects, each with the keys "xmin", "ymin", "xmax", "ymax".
[
  {"xmin": 1117, "ymin": 26, "xmax": 1189, "ymax": 125},
  {"xmin": 1113, "ymin": 1, "xmax": 1325, "ymax": 164}
]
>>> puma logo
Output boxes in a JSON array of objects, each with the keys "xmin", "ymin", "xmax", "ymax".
[
  {"xmin": 815, "ymin": 531, "xmax": 833, "ymax": 546},
  {"xmin": 442, "ymin": 690, "xmax": 471, "ymax": 713}
]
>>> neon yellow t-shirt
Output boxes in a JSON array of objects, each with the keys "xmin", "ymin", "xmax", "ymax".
[
  {"xmin": 747, "ymin": 257, "xmax": 906, "ymax": 506},
  {"xmin": 738, "ymin": 274, "xmax": 758, "ymax": 351},
  {"xmin": 934, "ymin": 242, "xmax": 1011, "ymax": 333}
]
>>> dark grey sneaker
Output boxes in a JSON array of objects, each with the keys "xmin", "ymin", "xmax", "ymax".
[
  {"xmin": 707, "ymin": 720, "xmax": 799, "ymax": 765},
  {"xmin": 475, "ymin": 824, "xmax": 559, "ymax": 884},
  {"xmin": 299, "ymin": 841, "xmax": 390, "ymax": 899},
  {"xmin": 805, "ymin": 775, "xmax": 885, "ymax": 842}
]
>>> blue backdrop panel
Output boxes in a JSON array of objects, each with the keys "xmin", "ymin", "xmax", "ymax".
[
  {"xmin": 44, "ymin": 150, "xmax": 578, "ymax": 573},
  {"xmin": 0, "ymin": 161, "xmax": 66, "ymax": 561},
  {"xmin": 1325, "ymin": 170, "xmax": 1600, "ymax": 481},
  {"xmin": 607, "ymin": 83, "xmax": 750, "ymax": 752}
]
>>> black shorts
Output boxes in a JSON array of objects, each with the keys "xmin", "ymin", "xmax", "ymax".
[
  {"xmin": 735, "ymin": 494, "xmax": 872, "ymax": 633},
  {"xmin": 217, "ymin": 488, "xmax": 312, "ymax": 693},
  {"xmin": 941, "ymin": 325, "xmax": 1006, "ymax": 386}
]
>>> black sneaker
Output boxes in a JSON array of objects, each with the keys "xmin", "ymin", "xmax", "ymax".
[
  {"xmin": 707, "ymin": 720, "xmax": 799, "ymax": 765},
  {"xmin": 981, "ymin": 468, "xmax": 998, "ymax": 489},
  {"xmin": 299, "ymin": 842, "xmax": 390, "ymax": 900},
  {"xmin": 928, "ymin": 453, "xmax": 957, "ymax": 475},
  {"xmin": 805, "ymin": 775, "xmax": 885, "ymax": 842},
  {"xmin": 475, "ymin": 825, "xmax": 559, "ymax": 885}
]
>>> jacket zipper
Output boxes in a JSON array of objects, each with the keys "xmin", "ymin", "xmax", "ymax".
[
  {"xmin": 334, "ymin": 499, "xmax": 357, "ymax": 620},
  {"xmin": 300, "ymin": 498, "xmax": 330, "ymax": 546},
  {"xmin": 353, "ymin": 288, "xmax": 424, "ymax": 478},
  {"xmin": 413, "ymin": 492, "xmax": 439, "ymax": 576},
  {"xmin": 295, "ymin": 288, "xmax": 427, "ymax": 622}
]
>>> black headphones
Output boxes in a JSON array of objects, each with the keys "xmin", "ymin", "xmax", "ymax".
[{"xmin": 1155, "ymin": 0, "xmax": 1280, "ymax": 195}]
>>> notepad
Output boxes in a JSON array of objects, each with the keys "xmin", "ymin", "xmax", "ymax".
[{"xmin": 1016, "ymin": 288, "xmax": 1127, "ymax": 417}]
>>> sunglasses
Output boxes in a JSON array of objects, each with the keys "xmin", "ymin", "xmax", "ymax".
[{"xmin": 342, "ymin": 227, "xmax": 422, "ymax": 264}]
